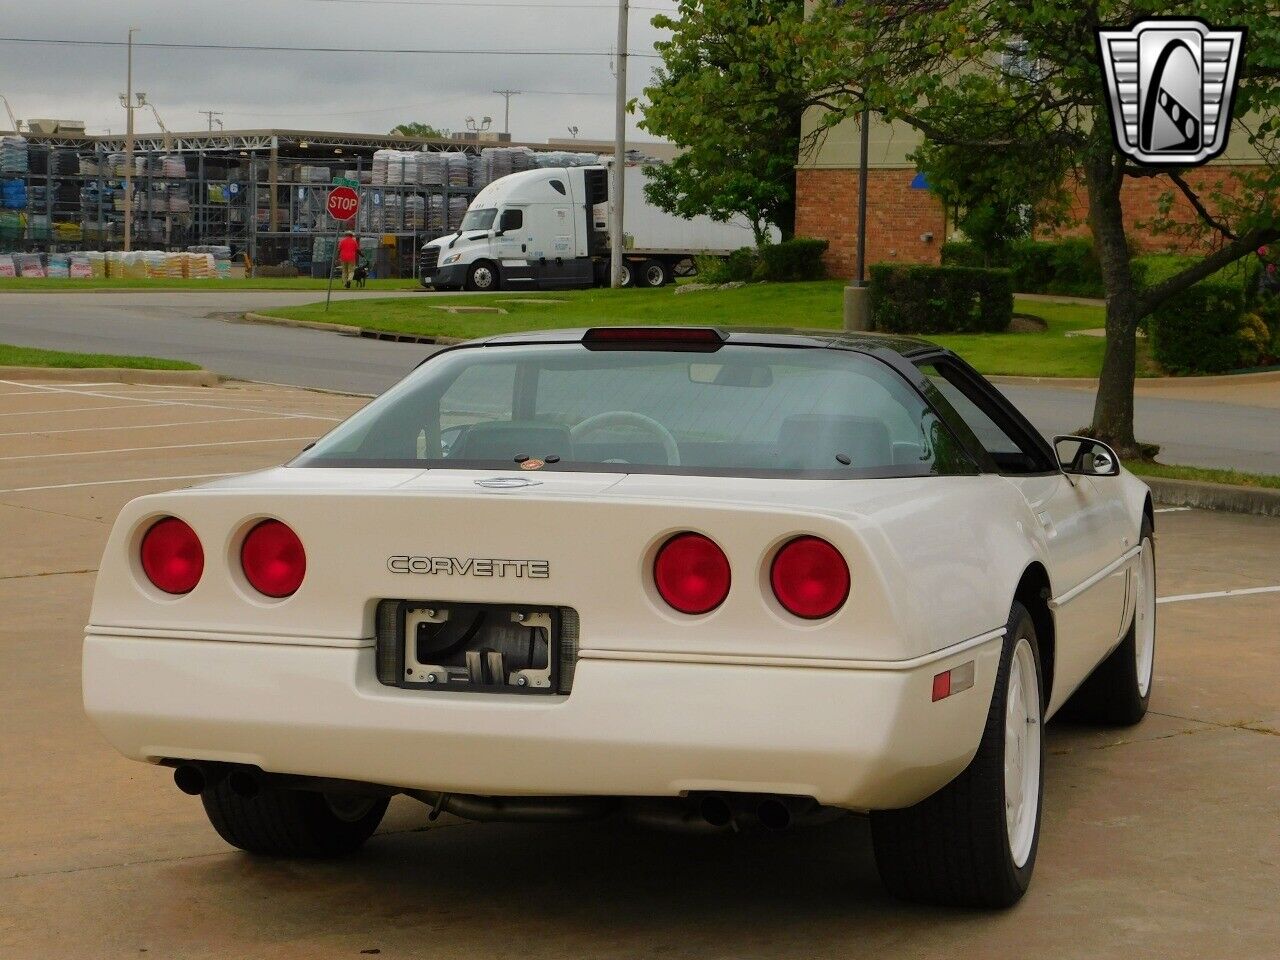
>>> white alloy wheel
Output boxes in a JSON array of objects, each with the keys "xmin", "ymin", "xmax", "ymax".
[
  {"xmin": 1005, "ymin": 635, "xmax": 1042, "ymax": 869},
  {"xmin": 1134, "ymin": 537, "xmax": 1156, "ymax": 697}
]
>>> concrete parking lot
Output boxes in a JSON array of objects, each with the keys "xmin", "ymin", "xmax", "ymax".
[{"xmin": 1, "ymin": 377, "xmax": 1277, "ymax": 959}]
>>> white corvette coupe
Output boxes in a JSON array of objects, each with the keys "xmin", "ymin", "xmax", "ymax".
[{"xmin": 84, "ymin": 327, "xmax": 1156, "ymax": 907}]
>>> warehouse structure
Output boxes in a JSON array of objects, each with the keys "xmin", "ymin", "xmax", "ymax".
[{"xmin": 0, "ymin": 127, "xmax": 631, "ymax": 277}]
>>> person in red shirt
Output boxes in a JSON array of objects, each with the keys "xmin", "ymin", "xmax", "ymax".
[{"xmin": 337, "ymin": 231, "xmax": 360, "ymax": 288}]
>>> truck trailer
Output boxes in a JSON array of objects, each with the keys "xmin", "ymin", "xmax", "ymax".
[{"xmin": 419, "ymin": 164, "xmax": 776, "ymax": 291}]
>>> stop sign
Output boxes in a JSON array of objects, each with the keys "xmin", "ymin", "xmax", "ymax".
[{"xmin": 327, "ymin": 186, "xmax": 359, "ymax": 222}]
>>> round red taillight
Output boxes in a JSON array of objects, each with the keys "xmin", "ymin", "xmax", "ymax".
[
  {"xmin": 770, "ymin": 536, "xmax": 850, "ymax": 620},
  {"xmin": 240, "ymin": 520, "xmax": 306, "ymax": 598},
  {"xmin": 140, "ymin": 517, "xmax": 204, "ymax": 595},
  {"xmin": 653, "ymin": 532, "xmax": 731, "ymax": 615}
]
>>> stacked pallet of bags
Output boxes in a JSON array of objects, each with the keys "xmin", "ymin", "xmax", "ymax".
[
  {"xmin": 143, "ymin": 250, "xmax": 167, "ymax": 279},
  {"xmin": 444, "ymin": 152, "xmax": 470, "ymax": 188},
  {"xmin": 0, "ymin": 136, "xmax": 29, "ymax": 174},
  {"xmin": 14, "ymin": 253, "xmax": 46, "ymax": 278},
  {"xmin": 87, "ymin": 251, "xmax": 106, "ymax": 279},
  {"xmin": 404, "ymin": 195, "xmax": 426, "ymax": 230},
  {"xmin": 419, "ymin": 151, "xmax": 446, "ymax": 188},
  {"xmin": 0, "ymin": 253, "xmax": 14, "ymax": 277},
  {"xmin": 160, "ymin": 155, "xmax": 187, "ymax": 178},
  {"xmin": 46, "ymin": 253, "xmax": 71, "ymax": 279},
  {"xmin": 0, "ymin": 210, "xmax": 25, "ymax": 242},
  {"xmin": 428, "ymin": 195, "xmax": 445, "ymax": 233},
  {"xmin": 371, "ymin": 150, "xmax": 392, "ymax": 186},
  {"xmin": 447, "ymin": 196, "xmax": 467, "ymax": 231},
  {"xmin": 1, "ymin": 178, "xmax": 27, "ymax": 209},
  {"xmin": 69, "ymin": 253, "xmax": 93, "ymax": 279}
]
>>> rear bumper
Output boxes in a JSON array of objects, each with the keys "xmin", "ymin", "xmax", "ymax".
[{"xmin": 83, "ymin": 633, "xmax": 1002, "ymax": 810}]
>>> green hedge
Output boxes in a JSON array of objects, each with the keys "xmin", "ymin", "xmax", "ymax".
[
  {"xmin": 695, "ymin": 238, "xmax": 829, "ymax": 285},
  {"xmin": 757, "ymin": 238, "xmax": 828, "ymax": 282},
  {"xmin": 869, "ymin": 264, "xmax": 1014, "ymax": 335},
  {"xmin": 1148, "ymin": 279, "xmax": 1257, "ymax": 373},
  {"xmin": 941, "ymin": 238, "xmax": 1146, "ymax": 297}
]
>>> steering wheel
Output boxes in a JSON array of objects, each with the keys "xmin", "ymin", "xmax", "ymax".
[{"xmin": 569, "ymin": 411, "xmax": 681, "ymax": 466}]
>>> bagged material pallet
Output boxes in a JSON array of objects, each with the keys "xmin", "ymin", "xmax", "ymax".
[
  {"xmin": 447, "ymin": 196, "xmax": 468, "ymax": 231},
  {"xmin": 46, "ymin": 253, "xmax": 71, "ymax": 278},
  {"xmin": 15, "ymin": 253, "xmax": 46, "ymax": 278},
  {"xmin": 160, "ymin": 155, "xmax": 187, "ymax": 178},
  {"xmin": 419, "ymin": 151, "xmax": 446, "ymax": 187},
  {"xmin": 0, "ymin": 136, "xmax": 29, "ymax": 174},
  {"xmin": 444, "ymin": 152, "xmax": 470, "ymax": 188},
  {"xmin": 0, "ymin": 254, "xmax": 15, "ymax": 278},
  {"xmin": 86, "ymin": 251, "xmax": 107, "ymax": 278},
  {"xmin": 0, "ymin": 209, "xmax": 25, "ymax": 241},
  {"xmin": 1, "ymin": 179, "xmax": 27, "ymax": 209},
  {"xmin": 69, "ymin": 253, "xmax": 93, "ymax": 279}
]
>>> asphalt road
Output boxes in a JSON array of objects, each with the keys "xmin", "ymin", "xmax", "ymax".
[{"xmin": 1, "ymin": 290, "xmax": 1277, "ymax": 471}]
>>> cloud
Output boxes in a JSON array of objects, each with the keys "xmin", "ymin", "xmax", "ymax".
[{"xmin": 0, "ymin": 0, "xmax": 673, "ymax": 141}]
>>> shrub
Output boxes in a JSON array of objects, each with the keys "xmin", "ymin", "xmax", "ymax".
[
  {"xmin": 1003, "ymin": 239, "xmax": 1105, "ymax": 296},
  {"xmin": 869, "ymin": 264, "xmax": 1014, "ymax": 335},
  {"xmin": 1148, "ymin": 279, "xmax": 1251, "ymax": 374},
  {"xmin": 756, "ymin": 237, "xmax": 828, "ymax": 282},
  {"xmin": 940, "ymin": 240, "xmax": 988, "ymax": 268},
  {"xmin": 694, "ymin": 248, "xmax": 758, "ymax": 284}
]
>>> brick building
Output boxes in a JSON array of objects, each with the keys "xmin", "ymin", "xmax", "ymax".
[{"xmin": 795, "ymin": 106, "xmax": 1271, "ymax": 280}]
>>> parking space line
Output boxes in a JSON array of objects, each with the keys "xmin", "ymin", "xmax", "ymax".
[
  {"xmin": 0, "ymin": 473, "xmax": 239, "ymax": 494},
  {"xmin": 0, "ymin": 380, "xmax": 344, "ymax": 423},
  {"xmin": 1159, "ymin": 585, "xmax": 1280, "ymax": 605},
  {"xmin": 0, "ymin": 416, "xmax": 287, "ymax": 438},
  {"xmin": 0, "ymin": 436, "xmax": 318, "ymax": 462},
  {"xmin": 0, "ymin": 403, "xmax": 161, "ymax": 419},
  {"xmin": 1155, "ymin": 507, "xmax": 1192, "ymax": 514}
]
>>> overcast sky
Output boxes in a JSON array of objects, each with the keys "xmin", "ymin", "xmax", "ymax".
[{"xmin": 0, "ymin": 0, "xmax": 678, "ymax": 142}]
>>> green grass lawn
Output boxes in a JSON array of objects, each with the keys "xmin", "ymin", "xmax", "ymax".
[
  {"xmin": 261, "ymin": 281, "xmax": 1134, "ymax": 379},
  {"xmin": 0, "ymin": 277, "xmax": 418, "ymax": 292},
  {"xmin": 1126, "ymin": 460, "xmax": 1280, "ymax": 490},
  {"xmin": 0, "ymin": 343, "xmax": 200, "ymax": 370}
]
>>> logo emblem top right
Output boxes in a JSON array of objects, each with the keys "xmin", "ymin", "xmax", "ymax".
[{"xmin": 1098, "ymin": 19, "xmax": 1246, "ymax": 167}]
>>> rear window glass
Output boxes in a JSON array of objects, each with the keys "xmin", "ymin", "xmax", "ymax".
[{"xmin": 293, "ymin": 343, "xmax": 976, "ymax": 478}]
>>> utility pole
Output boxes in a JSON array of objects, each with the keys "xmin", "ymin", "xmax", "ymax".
[
  {"xmin": 199, "ymin": 110, "xmax": 224, "ymax": 132},
  {"xmin": 120, "ymin": 27, "xmax": 139, "ymax": 253},
  {"xmin": 610, "ymin": 0, "xmax": 628, "ymax": 289},
  {"xmin": 842, "ymin": 104, "xmax": 873, "ymax": 331},
  {"xmin": 492, "ymin": 90, "xmax": 521, "ymax": 136}
]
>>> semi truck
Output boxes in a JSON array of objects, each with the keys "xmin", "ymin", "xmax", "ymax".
[{"xmin": 419, "ymin": 163, "xmax": 777, "ymax": 291}]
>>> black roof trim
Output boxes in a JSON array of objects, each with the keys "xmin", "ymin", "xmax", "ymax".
[{"xmin": 469, "ymin": 326, "xmax": 944, "ymax": 358}]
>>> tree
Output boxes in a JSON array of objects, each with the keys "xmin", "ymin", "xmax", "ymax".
[
  {"xmin": 802, "ymin": 0, "xmax": 1280, "ymax": 456},
  {"xmin": 640, "ymin": 0, "xmax": 810, "ymax": 243},
  {"xmin": 390, "ymin": 122, "xmax": 449, "ymax": 139}
]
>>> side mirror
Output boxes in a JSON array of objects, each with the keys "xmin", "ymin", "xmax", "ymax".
[{"xmin": 1054, "ymin": 435, "xmax": 1120, "ymax": 477}]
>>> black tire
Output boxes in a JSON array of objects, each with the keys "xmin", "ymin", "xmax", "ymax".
[
  {"xmin": 640, "ymin": 259, "xmax": 670, "ymax": 288},
  {"xmin": 871, "ymin": 601, "xmax": 1045, "ymax": 908},
  {"xmin": 201, "ymin": 777, "xmax": 389, "ymax": 858},
  {"xmin": 618, "ymin": 262, "xmax": 636, "ymax": 288},
  {"xmin": 466, "ymin": 261, "xmax": 500, "ymax": 292},
  {"xmin": 1059, "ymin": 516, "xmax": 1156, "ymax": 726}
]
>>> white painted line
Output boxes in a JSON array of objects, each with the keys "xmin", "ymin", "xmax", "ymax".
[
  {"xmin": 0, "ymin": 380, "xmax": 343, "ymax": 423},
  {"xmin": 0, "ymin": 436, "xmax": 317, "ymax": 462},
  {"xmin": 0, "ymin": 403, "xmax": 160, "ymax": 419},
  {"xmin": 0, "ymin": 473, "xmax": 239, "ymax": 495},
  {"xmin": 1155, "ymin": 507, "xmax": 1192, "ymax": 514},
  {"xmin": 1158, "ymin": 585, "xmax": 1280, "ymax": 605},
  {"xmin": 0, "ymin": 416, "xmax": 285, "ymax": 438}
]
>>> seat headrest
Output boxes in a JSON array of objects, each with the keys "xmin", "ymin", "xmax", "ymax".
[
  {"xmin": 777, "ymin": 414, "xmax": 892, "ymax": 469},
  {"xmin": 449, "ymin": 422, "xmax": 572, "ymax": 461}
]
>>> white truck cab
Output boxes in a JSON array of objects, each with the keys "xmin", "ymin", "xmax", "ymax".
[{"xmin": 420, "ymin": 164, "xmax": 772, "ymax": 291}]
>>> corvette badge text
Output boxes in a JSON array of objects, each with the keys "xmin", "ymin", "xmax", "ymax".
[{"xmin": 388, "ymin": 556, "xmax": 551, "ymax": 579}]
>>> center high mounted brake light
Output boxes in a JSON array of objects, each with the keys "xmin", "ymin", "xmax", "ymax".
[{"xmin": 583, "ymin": 327, "xmax": 728, "ymax": 350}]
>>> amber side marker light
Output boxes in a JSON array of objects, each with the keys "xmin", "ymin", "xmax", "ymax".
[{"xmin": 140, "ymin": 517, "xmax": 204, "ymax": 595}]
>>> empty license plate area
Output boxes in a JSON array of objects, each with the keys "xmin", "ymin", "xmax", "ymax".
[{"xmin": 375, "ymin": 601, "xmax": 578, "ymax": 695}]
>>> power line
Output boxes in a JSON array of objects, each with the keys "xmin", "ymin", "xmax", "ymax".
[{"xmin": 0, "ymin": 36, "xmax": 661, "ymax": 58}]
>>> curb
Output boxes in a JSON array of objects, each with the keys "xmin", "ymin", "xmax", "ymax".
[
  {"xmin": 0, "ymin": 366, "xmax": 220, "ymax": 387},
  {"xmin": 241, "ymin": 312, "xmax": 364, "ymax": 337},
  {"xmin": 242, "ymin": 312, "xmax": 466, "ymax": 346},
  {"xmin": 1145, "ymin": 476, "xmax": 1280, "ymax": 519},
  {"xmin": 989, "ymin": 368, "xmax": 1280, "ymax": 389}
]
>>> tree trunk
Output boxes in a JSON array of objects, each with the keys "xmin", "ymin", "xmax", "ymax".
[{"xmin": 1084, "ymin": 153, "xmax": 1144, "ymax": 458}]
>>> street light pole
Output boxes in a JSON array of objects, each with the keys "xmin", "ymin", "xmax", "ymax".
[
  {"xmin": 610, "ymin": 0, "xmax": 629, "ymax": 289},
  {"xmin": 122, "ymin": 27, "xmax": 138, "ymax": 253}
]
